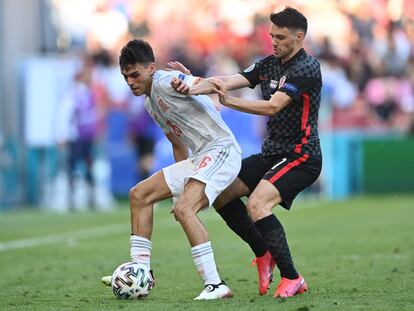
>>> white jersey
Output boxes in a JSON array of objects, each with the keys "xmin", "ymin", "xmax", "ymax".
[{"xmin": 145, "ymin": 70, "xmax": 241, "ymax": 155}]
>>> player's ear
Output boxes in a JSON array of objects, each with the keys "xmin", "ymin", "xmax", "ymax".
[
  {"xmin": 296, "ymin": 31, "xmax": 305, "ymax": 43},
  {"xmin": 149, "ymin": 62, "xmax": 156, "ymax": 75}
]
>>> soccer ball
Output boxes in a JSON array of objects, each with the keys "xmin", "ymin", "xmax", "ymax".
[{"xmin": 111, "ymin": 262, "xmax": 155, "ymax": 299}]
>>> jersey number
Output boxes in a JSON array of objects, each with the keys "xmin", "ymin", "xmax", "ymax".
[
  {"xmin": 166, "ymin": 120, "xmax": 183, "ymax": 137},
  {"xmin": 198, "ymin": 156, "xmax": 212, "ymax": 168}
]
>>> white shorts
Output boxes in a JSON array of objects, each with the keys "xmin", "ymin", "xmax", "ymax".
[{"xmin": 163, "ymin": 144, "xmax": 241, "ymax": 207}]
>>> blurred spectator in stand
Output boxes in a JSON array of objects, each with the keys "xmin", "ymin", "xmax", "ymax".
[
  {"xmin": 346, "ymin": 46, "xmax": 373, "ymax": 92},
  {"xmin": 371, "ymin": 22, "xmax": 411, "ymax": 76},
  {"xmin": 364, "ymin": 76, "xmax": 398, "ymax": 127},
  {"xmin": 55, "ymin": 57, "xmax": 102, "ymax": 210},
  {"xmin": 170, "ymin": 44, "xmax": 208, "ymax": 78},
  {"xmin": 86, "ymin": 0, "xmax": 129, "ymax": 55},
  {"xmin": 47, "ymin": 0, "xmax": 414, "ymax": 194},
  {"xmin": 128, "ymin": 1, "xmax": 150, "ymax": 39},
  {"xmin": 126, "ymin": 94, "xmax": 157, "ymax": 181},
  {"xmin": 363, "ymin": 68, "xmax": 414, "ymax": 133}
]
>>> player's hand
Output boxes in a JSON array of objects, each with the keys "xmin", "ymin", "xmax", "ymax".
[
  {"xmin": 166, "ymin": 61, "xmax": 191, "ymax": 75},
  {"xmin": 171, "ymin": 77, "xmax": 190, "ymax": 95},
  {"xmin": 209, "ymin": 78, "xmax": 229, "ymax": 106}
]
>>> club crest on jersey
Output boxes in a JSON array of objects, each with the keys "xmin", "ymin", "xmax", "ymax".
[
  {"xmin": 157, "ymin": 95, "xmax": 169, "ymax": 112},
  {"xmin": 278, "ymin": 76, "xmax": 287, "ymax": 89},
  {"xmin": 269, "ymin": 80, "xmax": 278, "ymax": 89}
]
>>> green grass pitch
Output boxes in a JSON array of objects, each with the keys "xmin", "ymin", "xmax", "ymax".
[{"xmin": 0, "ymin": 195, "xmax": 413, "ymax": 311}]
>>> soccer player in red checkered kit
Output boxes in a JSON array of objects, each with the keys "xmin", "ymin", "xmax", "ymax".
[{"xmin": 170, "ymin": 7, "xmax": 322, "ymax": 298}]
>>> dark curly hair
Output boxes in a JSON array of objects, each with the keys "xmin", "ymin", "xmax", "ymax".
[
  {"xmin": 119, "ymin": 39, "xmax": 155, "ymax": 71},
  {"xmin": 270, "ymin": 7, "xmax": 307, "ymax": 35}
]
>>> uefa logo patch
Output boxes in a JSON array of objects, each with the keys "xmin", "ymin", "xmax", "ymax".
[
  {"xmin": 283, "ymin": 83, "xmax": 299, "ymax": 93},
  {"xmin": 243, "ymin": 64, "xmax": 255, "ymax": 73}
]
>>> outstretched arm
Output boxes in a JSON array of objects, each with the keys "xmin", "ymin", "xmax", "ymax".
[
  {"xmin": 171, "ymin": 74, "xmax": 250, "ymax": 95},
  {"xmin": 209, "ymin": 78, "xmax": 292, "ymax": 116},
  {"xmin": 167, "ymin": 61, "xmax": 250, "ymax": 95}
]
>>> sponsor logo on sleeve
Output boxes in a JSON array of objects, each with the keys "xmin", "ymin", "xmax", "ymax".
[{"xmin": 282, "ymin": 83, "xmax": 299, "ymax": 93}]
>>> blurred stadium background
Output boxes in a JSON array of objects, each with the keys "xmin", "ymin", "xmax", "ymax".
[{"xmin": 1, "ymin": 0, "xmax": 414, "ymax": 211}]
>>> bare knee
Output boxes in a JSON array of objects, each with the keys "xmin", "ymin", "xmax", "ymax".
[
  {"xmin": 173, "ymin": 203, "xmax": 195, "ymax": 222},
  {"xmin": 129, "ymin": 183, "xmax": 151, "ymax": 207},
  {"xmin": 246, "ymin": 196, "xmax": 272, "ymax": 222}
]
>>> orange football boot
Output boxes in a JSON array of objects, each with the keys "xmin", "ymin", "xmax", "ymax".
[
  {"xmin": 252, "ymin": 251, "xmax": 276, "ymax": 295},
  {"xmin": 274, "ymin": 275, "xmax": 308, "ymax": 298}
]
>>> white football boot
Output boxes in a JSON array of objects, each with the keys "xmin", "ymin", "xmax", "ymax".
[
  {"xmin": 194, "ymin": 281, "xmax": 233, "ymax": 300},
  {"xmin": 101, "ymin": 275, "xmax": 112, "ymax": 286}
]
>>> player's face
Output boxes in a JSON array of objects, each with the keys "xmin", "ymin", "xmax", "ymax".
[
  {"xmin": 269, "ymin": 23, "xmax": 304, "ymax": 63},
  {"xmin": 121, "ymin": 63, "xmax": 155, "ymax": 96}
]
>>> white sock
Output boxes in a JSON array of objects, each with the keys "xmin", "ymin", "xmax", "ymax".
[
  {"xmin": 191, "ymin": 241, "xmax": 221, "ymax": 285},
  {"xmin": 130, "ymin": 235, "xmax": 152, "ymax": 270}
]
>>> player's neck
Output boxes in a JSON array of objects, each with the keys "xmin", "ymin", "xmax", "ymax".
[
  {"xmin": 145, "ymin": 79, "xmax": 153, "ymax": 96},
  {"xmin": 281, "ymin": 46, "xmax": 302, "ymax": 64}
]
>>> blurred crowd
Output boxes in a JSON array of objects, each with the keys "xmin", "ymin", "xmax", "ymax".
[
  {"xmin": 48, "ymin": 0, "xmax": 414, "ymax": 205},
  {"xmin": 53, "ymin": 0, "xmax": 414, "ymax": 139}
]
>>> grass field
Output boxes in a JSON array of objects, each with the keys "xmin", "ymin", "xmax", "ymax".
[{"xmin": 0, "ymin": 195, "xmax": 413, "ymax": 311}]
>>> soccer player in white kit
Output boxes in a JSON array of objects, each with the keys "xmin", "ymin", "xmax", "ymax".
[{"xmin": 104, "ymin": 39, "xmax": 241, "ymax": 300}]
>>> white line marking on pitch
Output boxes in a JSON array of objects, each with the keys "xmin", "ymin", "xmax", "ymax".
[
  {"xmin": 0, "ymin": 224, "xmax": 126, "ymax": 252},
  {"xmin": 0, "ymin": 209, "xmax": 221, "ymax": 252}
]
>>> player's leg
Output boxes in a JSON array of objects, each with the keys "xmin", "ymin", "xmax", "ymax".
[
  {"xmin": 247, "ymin": 180, "xmax": 307, "ymax": 298},
  {"xmin": 213, "ymin": 154, "xmax": 275, "ymax": 295},
  {"xmin": 102, "ymin": 169, "xmax": 173, "ymax": 286},
  {"xmin": 214, "ymin": 177, "xmax": 265, "ymax": 254},
  {"xmin": 175, "ymin": 145, "xmax": 241, "ymax": 299},
  {"xmin": 129, "ymin": 170, "xmax": 172, "ymax": 237},
  {"xmin": 173, "ymin": 179, "xmax": 209, "ymax": 246},
  {"xmin": 247, "ymin": 154, "xmax": 322, "ymax": 298},
  {"xmin": 172, "ymin": 178, "xmax": 232, "ymax": 300},
  {"xmin": 130, "ymin": 170, "xmax": 172, "ymax": 238},
  {"xmin": 129, "ymin": 170, "xmax": 172, "ymax": 269}
]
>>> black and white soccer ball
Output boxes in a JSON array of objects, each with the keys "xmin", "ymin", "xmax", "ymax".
[{"xmin": 111, "ymin": 262, "xmax": 155, "ymax": 299}]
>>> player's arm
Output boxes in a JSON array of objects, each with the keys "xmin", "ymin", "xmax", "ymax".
[
  {"xmin": 166, "ymin": 132, "xmax": 188, "ymax": 162},
  {"xmin": 171, "ymin": 74, "xmax": 250, "ymax": 95},
  {"xmin": 167, "ymin": 61, "xmax": 250, "ymax": 95},
  {"xmin": 209, "ymin": 78, "xmax": 292, "ymax": 116}
]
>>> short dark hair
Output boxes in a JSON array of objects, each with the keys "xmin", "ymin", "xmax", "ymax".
[
  {"xmin": 119, "ymin": 39, "xmax": 155, "ymax": 71},
  {"xmin": 270, "ymin": 7, "xmax": 307, "ymax": 35}
]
